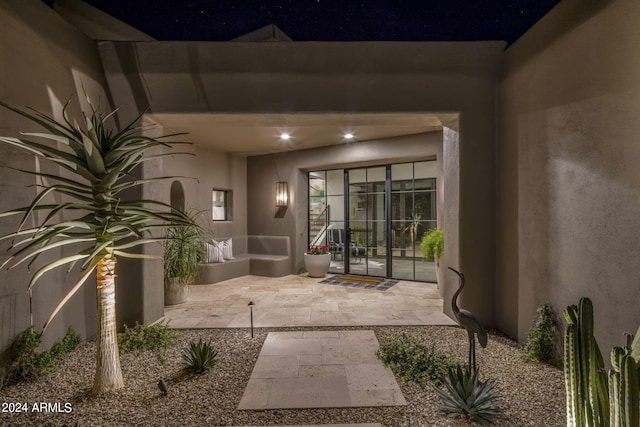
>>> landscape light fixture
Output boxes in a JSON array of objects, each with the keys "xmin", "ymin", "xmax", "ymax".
[
  {"xmin": 279, "ymin": 132, "xmax": 291, "ymax": 141},
  {"xmin": 157, "ymin": 379, "xmax": 168, "ymax": 396},
  {"xmin": 248, "ymin": 301, "xmax": 255, "ymax": 338},
  {"xmin": 344, "ymin": 132, "xmax": 354, "ymax": 140},
  {"xmin": 275, "ymin": 181, "xmax": 288, "ymax": 207}
]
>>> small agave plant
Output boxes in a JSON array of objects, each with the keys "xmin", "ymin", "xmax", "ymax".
[
  {"xmin": 182, "ymin": 339, "xmax": 218, "ymax": 374},
  {"xmin": 435, "ymin": 365, "xmax": 502, "ymax": 425}
]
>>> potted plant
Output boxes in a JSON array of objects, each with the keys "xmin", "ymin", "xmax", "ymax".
[
  {"xmin": 163, "ymin": 210, "xmax": 206, "ymax": 305},
  {"xmin": 420, "ymin": 228, "xmax": 444, "ymax": 288},
  {"xmin": 304, "ymin": 245, "xmax": 331, "ymax": 278}
]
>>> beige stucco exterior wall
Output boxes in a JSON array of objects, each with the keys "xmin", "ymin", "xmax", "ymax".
[
  {"xmin": 159, "ymin": 139, "xmax": 248, "ymax": 239},
  {"xmin": 99, "ymin": 40, "xmax": 503, "ymax": 327},
  {"xmin": 498, "ymin": 0, "xmax": 640, "ymax": 352},
  {"xmin": 0, "ymin": 0, "xmax": 112, "ymax": 350},
  {"xmin": 246, "ymin": 132, "xmax": 443, "ymax": 275}
]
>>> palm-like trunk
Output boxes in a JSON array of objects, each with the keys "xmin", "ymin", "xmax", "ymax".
[{"xmin": 92, "ymin": 254, "xmax": 124, "ymax": 393}]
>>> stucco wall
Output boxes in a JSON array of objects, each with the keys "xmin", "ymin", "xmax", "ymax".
[
  {"xmin": 498, "ymin": 0, "xmax": 640, "ymax": 352},
  {"xmin": 99, "ymin": 40, "xmax": 504, "ymax": 327},
  {"xmin": 247, "ymin": 132, "xmax": 444, "ymax": 280},
  {"xmin": 0, "ymin": 0, "xmax": 111, "ymax": 350},
  {"xmin": 160, "ymin": 138, "xmax": 248, "ymax": 239}
]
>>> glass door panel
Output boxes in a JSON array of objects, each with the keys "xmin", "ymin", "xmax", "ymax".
[
  {"xmin": 347, "ymin": 166, "xmax": 387, "ymax": 277},
  {"xmin": 391, "ymin": 162, "xmax": 437, "ymax": 281},
  {"xmin": 310, "ymin": 161, "xmax": 437, "ymax": 282},
  {"xmin": 307, "ymin": 169, "xmax": 345, "ymax": 274}
]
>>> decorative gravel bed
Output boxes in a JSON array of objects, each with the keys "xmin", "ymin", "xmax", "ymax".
[{"xmin": 1, "ymin": 326, "xmax": 564, "ymax": 426}]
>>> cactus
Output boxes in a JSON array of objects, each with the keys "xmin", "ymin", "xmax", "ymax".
[
  {"xmin": 563, "ymin": 298, "xmax": 609, "ymax": 427},
  {"xmin": 609, "ymin": 346, "xmax": 639, "ymax": 426},
  {"xmin": 564, "ymin": 298, "xmax": 640, "ymax": 427}
]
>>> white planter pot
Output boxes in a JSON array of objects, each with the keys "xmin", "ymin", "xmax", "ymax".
[
  {"xmin": 304, "ymin": 253, "xmax": 331, "ymax": 278},
  {"xmin": 164, "ymin": 277, "xmax": 190, "ymax": 305}
]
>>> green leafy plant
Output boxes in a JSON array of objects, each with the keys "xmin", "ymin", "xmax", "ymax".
[
  {"xmin": 377, "ymin": 334, "xmax": 458, "ymax": 386},
  {"xmin": 48, "ymin": 327, "xmax": 82, "ymax": 360},
  {"xmin": 182, "ymin": 339, "xmax": 218, "ymax": 373},
  {"xmin": 0, "ymin": 97, "xmax": 196, "ymax": 393},
  {"xmin": 435, "ymin": 365, "xmax": 503, "ymax": 425},
  {"xmin": 117, "ymin": 322, "xmax": 178, "ymax": 360},
  {"xmin": 521, "ymin": 302, "xmax": 559, "ymax": 364},
  {"xmin": 420, "ymin": 228, "xmax": 444, "ymax": 261},
  {"xmin": 163, "ymin": 209, "xmax": 206, "ymax": 281},
  {"xmin": 3, "ymin": 326, "xmax": 80, "ymax": 385}
]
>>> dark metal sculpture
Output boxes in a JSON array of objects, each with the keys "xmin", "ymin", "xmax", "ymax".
[{"xmin": 449, "ymin": 267, "xmax": 488, "ymax": 373}]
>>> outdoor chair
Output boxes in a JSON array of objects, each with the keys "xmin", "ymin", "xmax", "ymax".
[{"xmin": 328, "ymin": 229, "xmax": 365, "ymax": 262}]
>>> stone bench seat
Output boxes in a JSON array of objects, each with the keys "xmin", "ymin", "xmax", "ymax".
[{"xmin": 197, "ymin": 235, "xmax": 290, "ymax": 284}]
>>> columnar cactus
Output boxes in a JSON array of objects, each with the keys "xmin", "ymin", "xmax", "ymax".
[
  {"xmin": 609, "ymin": 346, "xmax": 639, "ymax": 427},
  {"xmin": 563, "ymin": 298, "xmax": 609, "ymax": 427},
  {"xmin": 564, "ymin": 297, "xmax": 640, "ymax": 427}
]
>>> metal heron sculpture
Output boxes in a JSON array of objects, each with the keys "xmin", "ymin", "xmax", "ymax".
[{"xmin": 448, "ymin": 267, "xmax": 487, "ymax": 373}]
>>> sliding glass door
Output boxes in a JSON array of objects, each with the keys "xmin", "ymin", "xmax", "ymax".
[
  {"xmin": 308, "ymin": 161, "xmax": 437, "ymax": 281},
  {"xmin": 390, "ymin": 162, "xmax": 437, "ymax": 281},
  {"xmin": 347, "ymin": 166, "xmax": 387, "ymax": 276}
]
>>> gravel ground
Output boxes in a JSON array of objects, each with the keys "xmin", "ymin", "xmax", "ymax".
[{"xmin": 0, "ymin": 326, "xmax": 565, "ymax": 426}]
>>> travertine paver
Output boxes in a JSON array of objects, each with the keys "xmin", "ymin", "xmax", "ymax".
[
  {"xmin": 161, "ymin": 274, "xmax": 456, "ymax": 328},
  {"xmin": 238, "ymin": 331, "xmax": 406, "ymax": 410},
  {"xmin": 227, "ymin": 424, "xmax": 381, "ymax": 427}
]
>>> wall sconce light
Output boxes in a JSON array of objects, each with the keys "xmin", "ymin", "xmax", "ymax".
[{"xmin": 276, "ymin": 181, "xmax": 288, "ymax": 207}]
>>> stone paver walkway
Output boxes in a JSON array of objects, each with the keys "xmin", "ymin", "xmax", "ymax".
[
  {"xmin": 229, "ymin": 425, "xmax": 381, "ymax": 427},
  {"xmin": 161, "ymin": 274, "xmax": 455, "ymax": 328},
  {"xmin": 238, "ymin": 330, "xmax": 406, "ymax": 410}
]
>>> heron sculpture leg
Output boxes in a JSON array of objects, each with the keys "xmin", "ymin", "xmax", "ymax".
[{"xmin": 467, "ymin": 330, "xmax": 475, "ymax": 374}]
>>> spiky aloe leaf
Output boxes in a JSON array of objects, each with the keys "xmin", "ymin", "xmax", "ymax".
[{"xmin": 0, "ymin": 98, "xmax": 195, "ymax": 330}]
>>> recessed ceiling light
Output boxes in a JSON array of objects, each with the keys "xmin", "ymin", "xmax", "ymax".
[
  {"xmin": 279, "ymin": 132, "xmax": 291, "ymax": 141},
  {"xmin": 344, "ymin": 132, "xmax": 354, "ymax": 140}
]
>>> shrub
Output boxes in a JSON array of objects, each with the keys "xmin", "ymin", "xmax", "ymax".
[
  {"xmin": 435, "ymin": 365, "xmax": 503, "ymax": 425},
  {"xmin": 521, "ymin": 302, "xmax": 559, "ymax": 364},
  {"xmin": 117, "ymin": 322, "xmax": 178, "ymax": 357},
  {"xmin": 163, "ymin": 209, "xmax": 207, "ymax": 281},
  {"xmin": 420, "ymin": 229, "xmax": 444, "ymax": 261},
  {"xmin": 377, "ymin": 334, "xmax": 458, "ymax": 386},
  {"xmin": 3, "ymin": 326, "xmax": 81, "ymax": 385},
  {"xmin": 182, "ymin": 339, "xmax": 217, "ymax": 373}
]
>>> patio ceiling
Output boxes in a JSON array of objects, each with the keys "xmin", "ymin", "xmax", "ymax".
[{"xmin": 147, "ymin": 112, "xmax": 450, "ymax": 156}]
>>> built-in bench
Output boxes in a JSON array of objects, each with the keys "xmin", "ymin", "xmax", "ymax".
[{"xmin": 196, "ymin": 235, "xmax": 290, "ymax": 284}]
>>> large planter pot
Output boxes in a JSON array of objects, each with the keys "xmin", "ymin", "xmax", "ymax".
[
  {"xmin": 164, "ymin": 277, "xmax": 190, "ymax": 305},
  {"xmin": 434, "ymin": 257, "xmax": 443, "ymax": 288},
  {"xmin": 304, "ymin": 253, "xmax": 331, "ymax": 278}
]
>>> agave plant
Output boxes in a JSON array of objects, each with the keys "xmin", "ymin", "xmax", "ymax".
[
  {"xmin": 0, "ymin": 97, "xmax": 195, "ymax": 393},
  {"xmin": 182, "ymin": 339, "xmax": 218, "ymax": 373},
  {"xmin": 435, "ymin": 365, "xmax": 502, "ymax": 425}
]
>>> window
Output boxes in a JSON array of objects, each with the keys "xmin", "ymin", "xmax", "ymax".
[{"xmin": 212, "ymin": 189, "xmax": 232, "ymax": 221}]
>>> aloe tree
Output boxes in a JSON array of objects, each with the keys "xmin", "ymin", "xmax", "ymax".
[{"xmin": 0, "ymin": 97, "xmax": 194, "ymax": 393}]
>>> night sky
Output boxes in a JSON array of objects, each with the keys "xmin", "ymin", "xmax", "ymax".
[{"xmin": 71, "ymin": 0, "xmax": 562, "ymax": 45}]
